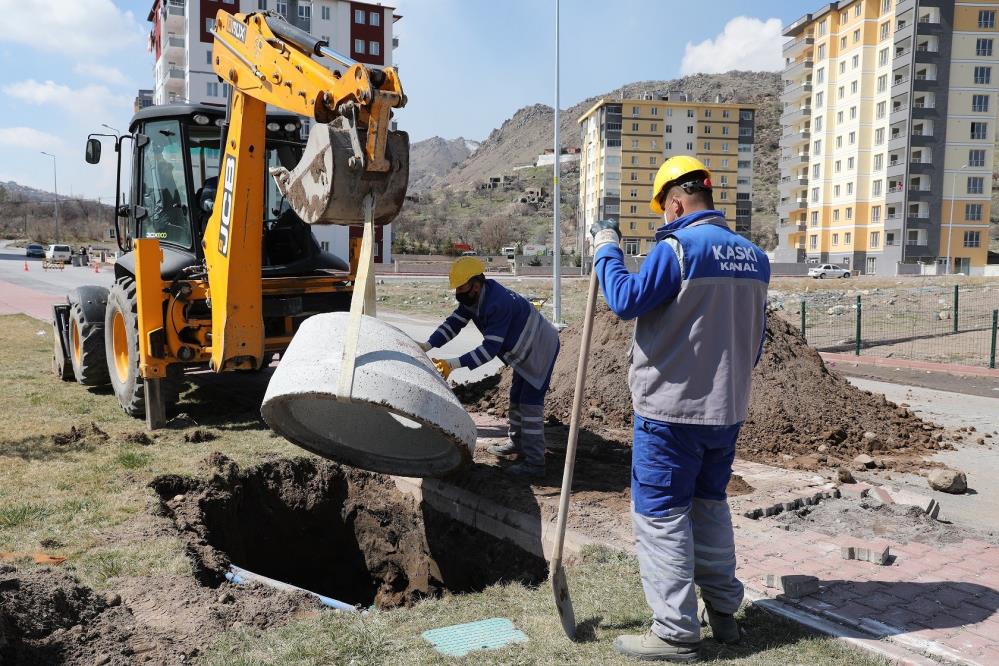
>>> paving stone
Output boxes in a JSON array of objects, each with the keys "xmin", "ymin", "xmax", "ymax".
[
  {"xmin": 840, "ymin": 538, "xmax": 891, "ymax": 565},
  {"xmin": 838, "ymin": 482, "xmax": 872, "ymax": 499},
  {"xmin": 761, "ymin": 573, "xmax": 820, "ymax": 598}
]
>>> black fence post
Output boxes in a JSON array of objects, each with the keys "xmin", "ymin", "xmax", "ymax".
[
  {"xmin": 953, "ymin": 284, "xmax": 959, "ymax": 334},
  {"xmin": 855, "ymin": 294, "xmax": 862, "ymax": 356},
  {"xmin": 801, "ymin": 299, "xmax": 806, "ymax": 341},
  {"xmin": 990, "ymin": 309, "xmax": 997, "ymax": 370}
]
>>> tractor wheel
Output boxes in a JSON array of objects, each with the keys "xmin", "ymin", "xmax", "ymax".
[
  {"xmin": 104, "ymin": 277, "xmax": 181, "ymax": 418},
  {"xmin": 69, "ymin": 290, "xmax": 110, "ymax": 386}
]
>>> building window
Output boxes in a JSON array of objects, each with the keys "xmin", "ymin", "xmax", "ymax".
[
  {"xmin": 833, "ymin": 233, "xmax": 839, "ymax": 245},
  {"xmin": 741, "ymin": 110, "xmax": 752, "ymax": 121},
  {"xmin": 630, "ymin": 155, "xmax": 638, "ymax": 165},
  {"xmin": 686, "ymin": 142, "xmax": 693, "ymax": 150},
  {"xmin": 687, "ymin": 109, "xmax": 695, "ymax": 118},
  {"xmin": 879, "ymin": 22, "xmax": 889, "ymax": 40},
  {"xmin": 813, "ymin": 139, "xmax": 822, "ymax": 153},
  {"xmin": 878, "ymin": 47, "xmax": 889, "ymax": 66},
  {"xmin": 840, "ymin": 36, "xmax": 847, "ymax": 48},
  {"xmin": 739, "ymin": 127, "xmax": 752, "ymax": 137},
  {"xmin": 369, "ymin": 40, "xmax": 381, "ymax": 56},
  {"xmin": 810, "ymin": 235, "xmax": 818, "ymax": 250},
  {"xmin": 874, "ymin": 128, "xmax": 885, "ymax": 144},
  {"xmin": 852, "ymin": 54, "xmax": 859, "ymax": 69},
  {"xmin": 870, "ymin": 231, "xmax": 881, "ymax": 248},
  {"xmin": 370, "ymin": 10, "xmax": 381, "ymax": 26},
  {"xmin": 298, "ymin": 4, "xmax": 311, "ymax": 20},
  {"xmin": 276, "ymin": 0, "xmax": 287, "ymax": 16},
  {"xmin": 873, "ymin": 179, "xmax": 882, "ymax": 196},
  {"xmin": 814, "ymin": 116, "xmax": 823, "ymax": 131},
  {"xmin": 629, "ymin": 205, "xmax": 637, "ymax": 214},
  {"xmin": 872, "ymin": 206, "xmax": 882, "ymax": 222},
  {"xmin": 836, "ymin": 136, "xmax": 843, "ymax": 148},
  {"xmin": 704, "ymin": 109, "xmax": 712, "ymax": 118},
  {"xmin": 207, "ymin": 81, "xmax": 218, "ymax": 97},
  {"xmin": 849, "ymin": 131, "xmax": 856, "ymax": 144},
  {"xmin": 964, "ymin": 231, "xmax": 981, "ymax": 248},
  {"xmin": 848, "ymin": 157, "xmax": 855, "ymax": 170},
  {"xmin": 650, "ymin": 156, "xmax": 658, "ymax": 165},
  {"xmin": 206, "ymin": 17, "xmax": 216, "ymax": 33},
  {"xmin": 354, "ymin": 38, "xmax": 365, "ymax": 54},
  {"xmin": 722, "ymin": 126, "xmax": 730, "ymax": 135},
  {"xmin": 977, "ymin": 38, "xmax": 994, "ymax": 57},
  {"xmin": 722, "ymin": 109, "xmax": 730, "ymax": 118},
  {"xmin": 721, "ymin": 142, "xmax": 729, "ymax": 151},
  {"xmin": 687, "ymin": 125, "xmax": 694, "ymax": 134},
  {"xmin": 703, "ymin": 125, "xmax": 711, "ymax": 134},
  {"xmin": 321, "ymin": 5, "xmax": 330, "ymax": 19},
  {"xmin": 837, "ymin": 110, "xmax": 844, "ymax": 123},
  {"xmin": 207, "ymin": 50, "xmax": 212, "ymax": 65},
  {"xmin": 632, "ymin": 106, "xmax": 639, "ymax": 116},
  {"xmin": 970, "ymin": 122, "xmax": 988, "ymax": 140},
  {"xmin": 665, "ymin": 124, "xmax": 672, "ymax": 133},
  {"xmin": 703, "ymin": 141, "xmax": 711, "ymax": 151},
  {"xmin": 651, "ymin": 107, "xmax": 659, "ymax": 116},
  {"xmin": 834, "ymin": 185, "xmax": 841, "ymax": 196},
  {"xmin": 966, "ymin": 203, "xmax": 983, "ymax": 221},
  {"xmin": 811, "ymin": 211, "xmax": 819, "ymax": 226},
  {"xmin": 650, "ymin": 123, "xmax": 658, "ymax": 132},
  {"xmin": 355, "ymin": 8, "xmax": 366, "ymax": 23},
  {"xmin": 974, "ymin": 67, "xmax": 992, "ymax": 84},
  {"xmin": 972, "ymin": 95, "xmax": 990, "ymax": 112},
  {"xmin": 876, "ymin": 101, "xmax": 885, "ymax": 119},
  {"xmin": 835, "ymin": 160, "xmax": 842, "ymax": 173},
  {"xmin": 811, "ymin": 187, "xmax": 819, "ymax": 203},
  {"xmin": 845, "ymin": 232, "xmax": 851, "ymax": 244},
  {"xmin": 979, "ymin": 10, "xmax": 996, "ymax": 29},
  {"xmin": 851, "ymin": 81, "xmax": 858, "ymax": 94},
  {"xmin": 877, "ymin": 74, "xmax": 887, "ymax": 93},
  {"xmin": 813, "ymin": 164, "xmax": 821, "ymax": 177},
  {"xmin": 631, "ymin": 122, "xmax": 639, "ymax": 131},
  {"xmin": 847, "ymin": 183, "xmax": 854, "ymax": 195},
  {"xmin": 874, "ymin": 154, "xmax": 883, "ymax": 170},
  {"xmin": 258, "ymin": 0, "xmax": 266, "ymax": 8},
  {"xmin": 967, "ymin": 176, "xmax": 985, "ymax": 194},
  {"xmin": 969, "ymin": 149, "xmax": 986, "ymax": 167},
  {"xmin": 664, "ymin": 141, "xmax": 672, "ymax": 150},
  {"xmin": 815, "ymin": 91, "xmax": 824, "ymax": 106},
  {"xmin": 839, "ymin": 61, "xmax": 846, "ymax": 75},
  {"xmin": 853, "ymin": 29, "xmax": 860, "ymax": 42},
  {"xmin": 838, "ymin": 86, "xmax": 845, "ymax": 99},
  {"xmin": 833, "ymin": 209, "xmax": 840, "ymax": 221}
]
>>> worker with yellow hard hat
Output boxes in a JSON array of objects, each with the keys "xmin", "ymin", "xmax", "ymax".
[
  {"xmin": 420, "ymin": 256, "xmax": 560, "ymax": 478},
  {"xmin": 589, "ymin": 155, "xmax": 771, "ymax": 661}
]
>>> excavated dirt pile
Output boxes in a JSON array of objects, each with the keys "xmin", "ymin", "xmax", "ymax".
[
  {"xmin": 150, "ymin": 454, "xmax": 544, "ymax": 610},
  {"xmin": 454, "ymin": 305, "xmax": 946, "ymax": 471}
]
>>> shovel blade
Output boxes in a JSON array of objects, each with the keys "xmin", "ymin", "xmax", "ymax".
[{"xmin": 551, "ymin": 564, "xmax": 576, "ymax": 639}]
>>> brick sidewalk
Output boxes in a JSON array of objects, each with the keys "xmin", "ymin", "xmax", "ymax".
[
  {"xmin": 0, "ymin": 279, "xmax": 62, "ymax": 321},
  {"xmin": 733, "ymin": 515, "xmax": 999, "ymax": 665}
]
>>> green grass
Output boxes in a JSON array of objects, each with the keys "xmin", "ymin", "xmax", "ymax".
[
  {"xmin": 202, "ymin": 546, "xmax": 889, "ymax": 666},
  {"xmin": 0, "ymin": 314, "xmax": 889, "ymax": 663}
]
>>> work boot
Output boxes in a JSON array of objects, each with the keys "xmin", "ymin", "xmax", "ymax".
[
  {"xmin": 506, "ymin": 462, "xmax": 545, "ymax": 479},
  {"xmin": 698, "ymin": 599, "xmax": 742, "ymax": 645},
  {"xmin": 612, "ymin": 631, "xmax": 700, "ymax": 662},
  {"xmin": 487, "ymin": 440, "xmax": 520, "ymax": 458}
]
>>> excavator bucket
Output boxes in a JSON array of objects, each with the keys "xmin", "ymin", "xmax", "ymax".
[{"xmin": 271, "ymin": 117, "xmax": 409, "ymax": 226}]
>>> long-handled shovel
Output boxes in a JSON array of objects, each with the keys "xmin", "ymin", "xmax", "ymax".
[{"xmin": 550, "ymin": 265, "xmax": 600, "ymax": 640}]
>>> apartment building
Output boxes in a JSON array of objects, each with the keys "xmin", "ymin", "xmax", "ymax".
[
  {"xmin": 776, "ymin": 0, "xmax": 998, "ymax": 276},
  {"xmin": 577, "ymin": 94, "xmax": 755, "ymax": 255},
  {"xmin": 145, "ymin": 0, "xmax": 400, "ymax": 262}
]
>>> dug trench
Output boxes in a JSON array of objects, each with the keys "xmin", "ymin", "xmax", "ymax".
[{"xmin": 0, "ymin": 455, "xmax": 546, "ymax": 665}]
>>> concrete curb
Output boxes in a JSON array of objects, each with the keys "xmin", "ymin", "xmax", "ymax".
[{"xmin": 820, "ymin": 352, "xmax": 999, "ymax": 379}]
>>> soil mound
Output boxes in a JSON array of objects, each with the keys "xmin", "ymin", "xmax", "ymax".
[
  {"xmin": 454, "ymin": 305, "xmax": 945, "ymax": 471},
  {"xmin": 150, "ymin": 454, "xmax": 544, "ymax": 610}
]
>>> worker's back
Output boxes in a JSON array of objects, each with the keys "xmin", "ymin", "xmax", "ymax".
[{"xmin": 631, "ymin": 216, "xmax": 769, "ymax": 427}]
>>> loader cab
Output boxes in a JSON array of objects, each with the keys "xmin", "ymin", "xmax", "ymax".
[{"xmin": 91, "ymin": 103, "xmax": 347, "ymax": 279}]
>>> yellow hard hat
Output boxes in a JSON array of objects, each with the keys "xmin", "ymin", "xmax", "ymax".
[
  {"xmin": 649, "ymin": 155, "xmax": 712, "ymax": 214},
  {"xmin": 448, "ymin": 256, "xmax": 486, "ymax": 289}
]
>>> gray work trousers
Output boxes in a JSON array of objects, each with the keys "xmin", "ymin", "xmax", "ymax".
[
  {"xmin": 507, "ymin": 403, "xmax": 546, "ymax": 467},
  {"xmin": 632, "ymin": 498, "xmax": 743, "ymax": 642}
]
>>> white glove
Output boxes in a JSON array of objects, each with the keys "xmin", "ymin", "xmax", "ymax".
[
  {"xmin": 418, "ymin": 341, "xmax": 432, "ymax": 352},
  {"xmin": 589, "ymin": 219, "xmax": 622, "ymax": 255}
]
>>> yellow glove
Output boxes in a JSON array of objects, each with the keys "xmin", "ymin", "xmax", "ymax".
[{"xmin": 432, "ymin": 358, "xmax": 453, "ymax": 380}]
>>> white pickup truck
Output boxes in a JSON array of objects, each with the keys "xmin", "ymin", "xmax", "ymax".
[{"xmin": 45, "ymin": 244, "xmax": 72, "ymax": 262}]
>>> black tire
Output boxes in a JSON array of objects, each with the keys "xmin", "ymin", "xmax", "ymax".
[
  {"xmin": 69, "ymin": 294, "xmax": 110, "ymax": 386},
  {"xmin": 819, "ymin": 273, "xmax": 826, "ymax": 279},
  {"xmin": 841, "ymin": 272, "xmax": 850, "ymax": 278},
  {"xmin": 104, "ymin": 277, "xmax": 181, "ymax": 418}
]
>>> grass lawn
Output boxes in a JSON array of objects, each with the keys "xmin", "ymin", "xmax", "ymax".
[{"xmin": 0, "ymin": 314, "xmax": 888, "ymax": 664}]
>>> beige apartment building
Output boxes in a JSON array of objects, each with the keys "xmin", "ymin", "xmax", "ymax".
[
  {"xmin": 776, "ymin": 0, "xmax": 998, "ymax": 275},
  {"xmin": 578, "ymin": 94, "xmax": 755, "ymax": 255}
]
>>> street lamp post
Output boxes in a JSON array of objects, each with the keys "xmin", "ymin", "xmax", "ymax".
[
  {"xmin": 40, "ymin": 151, "xmax": 59, "ymax": 242},
  {"xmin": 945, "ymin": 164, "xmax": 968, "ymax": 274},
  {"xmin": 101, "ymin": 123, "xmax": 122, "ymax": 136},
  {"xmin": 551, "ymin": 0, "xmax": 562, "ymax": 326}
]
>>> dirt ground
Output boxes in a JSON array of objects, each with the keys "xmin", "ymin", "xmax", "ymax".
[{"xmin": 455, "ymin": 305, "xmax": 951, "ymax": 474}]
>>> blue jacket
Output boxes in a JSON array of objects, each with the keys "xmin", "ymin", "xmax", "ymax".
[
  {"xmin": 595, "ymin": 210, "xmax": 770, "ymax": 426},
  {"xmin": 428, "ymin": 279, "xmax": 560, "ymax": 390}
]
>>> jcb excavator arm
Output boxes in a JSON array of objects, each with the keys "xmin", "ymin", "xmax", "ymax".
[{"xmin": 193, "ymin": 9, "xmax": 407, "ymax": 372}]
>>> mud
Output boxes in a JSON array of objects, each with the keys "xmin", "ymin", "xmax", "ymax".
[
  {"xmin": 455, "ymin": 306, "xmax": 946, "ymax": 472},
  {"xmin": 120, "ymin": 431, "xmax": 153, "ymax": 446},
  {"xmin": 51, "ymin": 423, "xmax": 108, "ymax": 446},
  {"xmin": 150, "ymin": 454, "xmax": 545, "ymax": 610},
  {"xmin": 183, "ymin": 429, "xmax": 218, "ymax": 444},
  {"xmin": 770, "ymin": 495, "xmax": 999, "ymax": 546}
]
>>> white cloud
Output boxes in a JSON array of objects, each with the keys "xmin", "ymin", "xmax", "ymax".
[
  {"xmin": 0, "ymin": 127, "xmax": 62, "ymax": 150},
  {"xmin": 680, "ymin": 17, "xmax": 784, "ymax": 76},
  {"xmin": 0, "ymin": 0, "xmax": 143, "ymax": 55},
  {"xmin": 73, "ymin": 63, "xmax": 130, "ymax": 86},
  {"xmin": 2, "ymin": 79, "xmax": 132, "ymax": 116}
]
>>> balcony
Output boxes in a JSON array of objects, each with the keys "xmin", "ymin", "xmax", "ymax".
[
  {"xmin": 777, "ymin": 198, "xmax": 809, "ymax": 216},
  {"xmin": 780, "ymin": 82, "xmax": 813, "ymax": 104},
  {"xmin": 780, "ymin": 105, "xmax": 812, "ymax": 124},
  {"xmin": 890, "ymin": 106, "xmax": 909, "ymax": 126},
  {"xmin": 916, "ymin": 18, "xmax": 943, "ymax": 35},
  {"xmin": 886, "ymin": 159, "xmax": 907, "ymax": 178},
  {"xmin": 165, "ymin": 2, "xmax": 185, "ymax": 30},
  {"xmin": 778, "ymin": 176, "xmax": 809, "ymax": 197},
  {"xmin": 783, "ymin": 35, "xmax": 815, "ymax": 59},
  {"xmin": 780, "ymin": 152, "xmax": 810, "ymax": 165},
  {"xmin": 909, "ymin": 129, "xmax": 934, "ymax": 146},
  {"xmin": 164, "ymin": 34, "xmax": 185, "ymax": 58},
  {"xmin": 914, "ymin": 45, "xmax": 940, "ymax": 63},
  {"xmin": 783, "ymin": 59, "xmax": 814, "ymax": 80},
  {"xmin": 894, "ymin": 21, "xmax": 914, "ymax": 43},
  {"xmin": 907, "ymin": 186, "xmax": 932, "ymax": 200},
  {"xmin": 908, "ymin": 160, "xmax": 934, "ymax": 175},
  {"xmin": 895, "ymin": 0, "xmax": 915, "ymax": 12},
  {"xmin": 886, "ymin": 183, "xmax": 907, "ymax": 203},
  {"xmin": 891, "ymin": 77, "xmax": 911, "ymax": 97},
  {"xmin": 888, "ymin": 131, "xmax": 909, "ymax": 152},
  {"xmin": 779, "ymin": 130, "xmax": 810, "ymax": 149},
  {"xmin": 912, "ymin": 75, "xmax": 938, "ymax": 91},
  {"xmin": 164, "ymin": 67, "xmax": 185, "ymax": 91}
]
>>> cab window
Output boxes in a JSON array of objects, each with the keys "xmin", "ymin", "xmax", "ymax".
[{"xmin": 139, "ymin": 119, "xmax": 192, "ymax": 248}]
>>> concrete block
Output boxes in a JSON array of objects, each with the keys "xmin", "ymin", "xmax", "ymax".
[
  {"xmin": 838, "ymin": 482, "xmax": 872, "ymax": 499},
  {"xmin": 840, "ymin": 538, "xmax": 891, "ymax": 565},
  {"xmin": 761, "ymin": 574, "xmax": 820, "ymax": 598}
]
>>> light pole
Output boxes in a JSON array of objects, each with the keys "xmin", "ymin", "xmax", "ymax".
[
  {"xmin": 945, "ymin": 163, "xmax": 968, "ymax": 274},
  {"xmin": 101, "ymin": 123, "xmax": 121, "ymax": 136},
  {"xmin": 552, "ymin": 0, "xmax": 562, "ymax": 325},
  {"xmin": 40, "ymin": 151, "xmax": 59, "ymax": 242}
]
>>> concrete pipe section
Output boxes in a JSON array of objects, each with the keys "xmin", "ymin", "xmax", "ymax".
[{"xmin": 261, "ymin": 312, "xmax": 477, "ymax": 477}]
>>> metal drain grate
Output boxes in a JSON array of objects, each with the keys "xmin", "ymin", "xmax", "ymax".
[{"xmin": 422, "ymin": 617, "xmax": 529, "ymax": 657}]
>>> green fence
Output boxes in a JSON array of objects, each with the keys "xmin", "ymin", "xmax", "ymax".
[{"xmin": 771, "ymin": 285, "xmax": 999, "ymax": 368}]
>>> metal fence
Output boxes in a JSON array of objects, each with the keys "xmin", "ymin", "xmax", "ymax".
[{"xmin": 770, "ymin": 285, "xmax": 999, "ymax": 368}]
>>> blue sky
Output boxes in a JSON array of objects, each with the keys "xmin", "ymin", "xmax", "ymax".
[{"xmin": 0, "ymin": 0, "xmax": 812, "ymax": 200}]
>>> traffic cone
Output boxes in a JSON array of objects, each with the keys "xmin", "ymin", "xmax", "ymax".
[
  {"xmin": 93, "ymin": 262, "xmax": 100, "ymax": 273},
  {"xmin": 23, "ymin": 261, "xmax": 28, "ymax": 272}
]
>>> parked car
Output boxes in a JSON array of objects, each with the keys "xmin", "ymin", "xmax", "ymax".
[
  {"xmin": 25, "ymin": 243, "xmax": 45, "ymax": 258},
  {"xmin": 45, "ymin": 244, "xmax": 72, "ymax": 262},
  {"xmin": 808, "ymin": 263, "xmax": 851, "ymax": 279},
  {"xmin": 460, "ymin": 250, "xmax": 478, "ymax": 256}
]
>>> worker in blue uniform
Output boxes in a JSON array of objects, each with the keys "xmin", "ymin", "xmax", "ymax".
[
  {"xmin": 589, "ymin": 156, "xmax": 771, "ymax": 662},
  {"xmin": 422, "ymin": 257, "xmax": 560, "ymax": 478}
]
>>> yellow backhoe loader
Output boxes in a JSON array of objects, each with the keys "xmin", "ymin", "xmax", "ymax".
[{"xmin": 52, "ymin": 9, "xmax": 409, "ymax": 428}]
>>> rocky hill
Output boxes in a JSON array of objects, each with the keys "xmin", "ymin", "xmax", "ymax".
[{"xmin": 408, "ymin": 137, "xmax": 480, "ymax": 192}]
